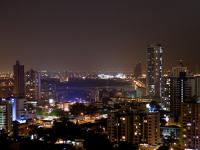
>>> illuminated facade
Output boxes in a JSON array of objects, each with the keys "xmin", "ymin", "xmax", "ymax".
[
  {"xmin": 161, "ymin": 74, "xmax": 170, "ymax": 110},
  {"xmin": 0, "ymin": 101, "xmax": 12, "ymax": 133},
  {"xmin": 0, "ymin": 77, "xmax": 14, "ymax": 98},
  {"xmin": 107, "ymin": 111, "xmax": 141, "ymax": 144},
  {"xmin": 25, "ymin": 69, "xmax": 41, "ymax": 101},
  {"xmin": 181, "ymin": 99, "xmax": 200, "ymax": 149},
  {"xmin": 41, "ymin": 78, "xmax": 59, "ymax": 103},
  {"xmin": 141, "ymin": 112, "xmax": 160, "ymax": 145},
  {"xmin": 107, "ymin": 109, "xmax": 160, "ymax": 146},
  {"xmin": 146, "ymin": 44, "xmax": 163, "ymax": 98},
  {"xmin": 9, "ymin": 98, "xmax": 16, "ymax": 121},
  {"xmin": 160, "ymin": 125, "xmax": 180, "ymax": 141},
  {"xmin": 170, "ymin": 63, "xmax": 193, "ymax": 121},
  {"xmin": 193, "ymin": 74, "xmax": 200, "ymax": 97}
]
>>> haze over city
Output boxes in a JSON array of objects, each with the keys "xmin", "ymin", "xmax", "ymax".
[
  {"xmin": 1, "ymin": 1, "xmax": 200, "ymax": 150},
  {"xmin": 0, "ymin": 0, "xmax": 200, "ymax": 71}
]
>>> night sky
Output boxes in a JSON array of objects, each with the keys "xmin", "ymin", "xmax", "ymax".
[{"xmin": 0, "ymin": 0, "xmax": 200, "ymax": 72}]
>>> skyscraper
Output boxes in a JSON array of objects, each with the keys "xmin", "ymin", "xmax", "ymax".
[
  {"xmin": 193, "ymin": 74, "xmax": 200, "ymax": 97},
  {"xmin": 13, "ymin": 61, "xmax": 27, "ymax": 120},
  {"xmin": 161, "ymin": 74, "xmax": 170, "ymax": 111},
  {"xmin": 13, "ymin": 61, "xmax": 25, "ymax": 98},
  {"xmin": 0, "ymin": 101, "xmax": 12, "ymax": 133},
  {"xmin": 25, "ymin": 69, "xmax": 41, "ymax": 101},
  {"xmin": 107, "ymin": 111, "xmax": 141, "ymax": 144},
  {"xmin": 170, "ymin": 62, "xmax": 193, "ymax": 121},
  {"xmin": 181, "ymin": 98, "xmax": 200, "ymax": 149},
  {"xmin": 107, "ymin": 106, "xmax": 160, "ymax": 147},
  {"xmin": 146, "ymin": 44, "xmax": 163, "ymax": 98},
  {"xmin": 141, "ymin": 111, "xmax": 160, "ymax": 146}
]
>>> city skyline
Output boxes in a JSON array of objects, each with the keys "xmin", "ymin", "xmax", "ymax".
[
  {"xmin": 0, "ymin": 0, "xmax": 200, "ymax": 72},
  {"xmin": 1, "ymin": 1, "xmax": 200, "ymax": 149}
]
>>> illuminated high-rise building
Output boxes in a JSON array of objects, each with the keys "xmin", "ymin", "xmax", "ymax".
[
  {"xmin": 13, "ymin": 61, "xmax": 27, "ymax": 120},
  {"xmin": 193, "ymin": 74, "xmax": 200, "ymax": 97},
  {"xmin": 107, "ymin": 106, "xmax": 160, "ymax": 146},
  {"xmin": 25, "ymin": 69, "xmax": 41, "ymax": 101},
  {"xmin": 41, "ymin": 78, "xmax": 58, "ymax": 104},
  {"xmin": 13, "ymin": 61, "xmax": 25, "ymax": 98},
  {"xmin": 0, "ymin": 77, "xmax": 14, "ymax": 98},
  {"xmin": 181, "ymin": 98, "xmax": 200, "ymax": 149},
  {"xmin": 170, "ymin": 62, "xmax": 194, "ymax": 121},
  {"xmin": 161, "ymin": 74, "xmax": 170, "ymax": 111},
  {"xmin": 107, "ymin": 111, "xmax": 141, "ymax": 144},
  {"xmin": 146, "ymin": 44, "xmax": 163, "ymax": 98},
  {"xmin": 0, "ymin": 101, "xmax": 12, "ymax": 133},
  {"xmin": 141, "ymin": 111, "xmax": 160, "ymax": 146}
]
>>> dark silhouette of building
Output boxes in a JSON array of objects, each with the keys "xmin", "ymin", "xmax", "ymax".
[
  {"xmin": 13, "ymin": 61, "xmax": 27, "ymax": 120},
  {"xmin": 13, "ymin": 61, "xmax": 25, "ymax": 98},
  {"xmin": 134, "ymin": 63, "xmax": 142, "ymax": 79},
  {"xmin": 181, "ymin": 97, "xmax": 200, "ymax": 149},
  {"xmin": 170, "ymin": 62, "xmax": 193, "ymax": 121}
]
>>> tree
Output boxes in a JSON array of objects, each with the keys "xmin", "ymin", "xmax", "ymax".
[
  {"xmin": 36, "ymin": 107, "xmax": 47, "ymax": 116},
  {"xmin": 49, "ymin": 108, "xmax": 65, "ymax": 117},
  {"xmin": 70, "ymin": 103, "xmax": 86, "ymax": 116},
  {"xmin": 116, "ymin": 142, "xmax": 138, "ymax": 150},
  {"xmin": 84, "ymin": 131, "xmax": 113, "ymax": 150}
]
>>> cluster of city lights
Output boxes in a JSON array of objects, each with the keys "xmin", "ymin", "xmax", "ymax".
[{"xmin": 98, "ymin": 73, "xmax": 126, "ymax": 79}]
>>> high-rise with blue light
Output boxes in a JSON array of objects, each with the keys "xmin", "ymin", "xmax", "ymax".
[
  {"xmin": 10, "ymin": 98, "xmax": 16, "ymax": 121},
  {"xmin": 13, "ymin": 61, "xmax": 27, "ymax": 121}
]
